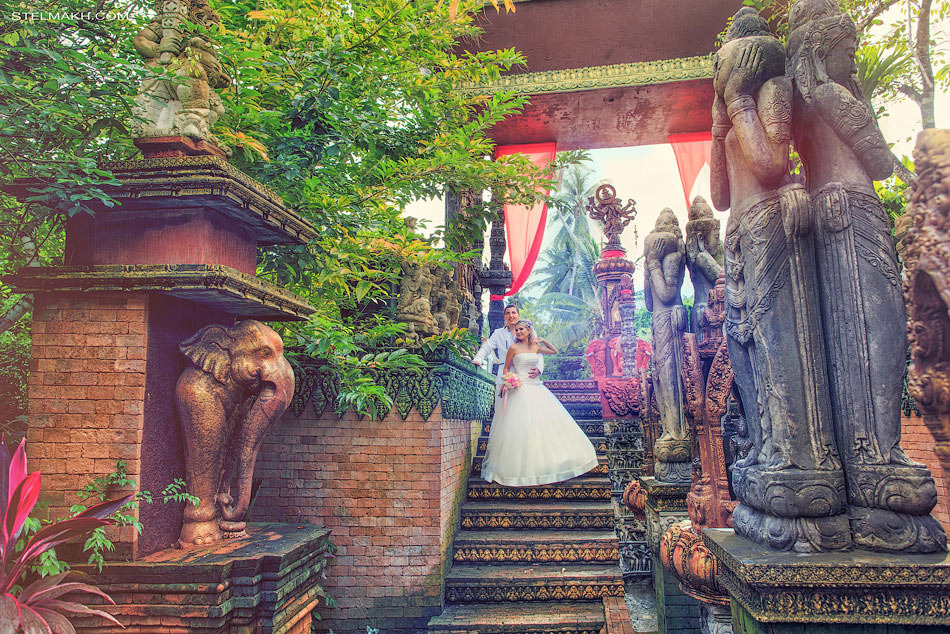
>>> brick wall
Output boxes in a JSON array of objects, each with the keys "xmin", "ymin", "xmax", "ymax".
[
  {"xmin": 901, "ymin": 412, "xmax": 950, "ymax": 533},
  {"xmin": 254, "ymin": 402, "xmax": 480, "ymax": 634},
  {"xmin": 27, "ymin": 293, "xmax": 149, "ymax": 557}
]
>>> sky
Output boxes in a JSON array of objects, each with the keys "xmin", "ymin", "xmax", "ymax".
[{"xmin": 404, "ymin": 6, "xmax": 948, "ymax": 302}]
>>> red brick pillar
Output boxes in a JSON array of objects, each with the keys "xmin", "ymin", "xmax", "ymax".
[{"xmin": 27, "ymin": 293, "xmax": 149, "ymax": 556}]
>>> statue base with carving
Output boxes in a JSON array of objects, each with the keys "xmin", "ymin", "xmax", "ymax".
[
  {"xmin": 69, "ymin": 523, "xmax": 331, "ymax": 633},
  {"xmin": 704, "ymin": 528, "xmax": 950, "ymax": 633}
]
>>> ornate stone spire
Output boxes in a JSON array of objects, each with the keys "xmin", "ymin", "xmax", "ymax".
[{"xmin": 586, "ymin": 184, "xmax": 637, "ymax": 252}]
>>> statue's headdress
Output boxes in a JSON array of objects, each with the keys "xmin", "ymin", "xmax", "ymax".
[
  {"xmin": 723, "ymin": 7, "xmax": 771, "ymax": 43},
  {"xmin": 786, "ymin": 0, "xmax": 862, "ymax": 101}
]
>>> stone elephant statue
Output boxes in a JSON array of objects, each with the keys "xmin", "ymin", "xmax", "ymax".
[{"xmin": 174, "ymin": 320, "xmax": 294, "ymax": 547}]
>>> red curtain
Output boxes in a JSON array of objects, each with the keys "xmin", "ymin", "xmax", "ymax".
[
  {"xmin": 668, "ymin": 132, "xmax": 712, "ymax": 209},
  {"xmin": 490, "ymin": 142, "xmax": 557, "ymax": 299}
]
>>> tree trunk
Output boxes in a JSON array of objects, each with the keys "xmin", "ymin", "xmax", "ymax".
[{"xmin": 914, "ymin": 0, "xmax": 935, "ymax": 128}]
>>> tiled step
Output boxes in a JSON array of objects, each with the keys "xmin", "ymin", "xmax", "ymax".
[
  {"xmin": 476, "ymin": 438, "xmax": 608, "ymax": 456},
  {"xmin": 428, "ymin": 602, "xmax": 605, "ymax": 634},
  {"xmin": 460, "ymin": 500, "xmax": 615, "ymax": 531},
  {"xmin": 452, "ymin": 530, "xmax": 620, "ymax": 564},
  {"xmin": 445, "ymin": 563, "xmax": 623, "ymax": 603},
  {"xmin": 472, "ymin": 456, "xmax": 608, "ymax": 477},
  {"xmin": 467, "ymin": 477, "xmax": 611, "ymax": 501}
]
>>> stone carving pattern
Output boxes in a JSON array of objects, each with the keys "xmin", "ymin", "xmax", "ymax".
[{"xmin": 902, "ymin": 129, "xmax": 950, "ymax": 505}]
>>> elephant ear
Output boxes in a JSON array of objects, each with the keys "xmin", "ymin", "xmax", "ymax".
[{"xmin": 180, "ymin": 324, "xmax": 235, "ymax": 385}]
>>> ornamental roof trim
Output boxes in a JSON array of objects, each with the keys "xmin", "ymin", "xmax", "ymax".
[{"xmin": 459, "ymin": 54, "xmax": 714, "ymax": 96}]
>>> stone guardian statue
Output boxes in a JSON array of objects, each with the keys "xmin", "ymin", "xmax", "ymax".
[
  {"xmin": 711, "ymin": 7, "xmax": 849, "ymax": 552},
  {"xmin": 132, "ymin": 0, "xmax": 230, "ymax": 152},
  {"xmin": 644, "ymin": 209, "xmax": 690, "ymax": 483},
  {"xmin": 787, "ymin": 0, "xmax": 945, "ymax": 552},
  {"xmin": 684, "ymin": 196, "xmax": 723, "ymax": 339}
]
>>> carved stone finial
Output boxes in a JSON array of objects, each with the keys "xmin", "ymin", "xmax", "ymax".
[
  {"xmin": 586, "ymin": 184, "xmax": 637, "ymax": 252},
  {"xmin": 132, "ymin": 0, "xmax": 231, "ymax": 157}
]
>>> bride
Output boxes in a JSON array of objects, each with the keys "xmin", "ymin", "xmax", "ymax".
[{"xmin": 480, "ymin": 319, "xmax": 599, "ymax": 486}]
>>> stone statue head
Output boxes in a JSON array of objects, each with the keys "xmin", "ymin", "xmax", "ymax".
[
  {"xmin": 714, "ymin": 8, "xmax": 786, "ymax": 100},
  {"xmin": 724, "ymin": 7, "xmax": 771, "ymax": 42},
  {"xmin": 685, "ymin": 196, "xmax": 721, "ymax": 263},
  {"xmin": 644, "ymin": 208, "xmax": 684, "ymax": 262},
  {"xmin": 786, "ymin": 0, "xmax": 863, "ymax": 102}
]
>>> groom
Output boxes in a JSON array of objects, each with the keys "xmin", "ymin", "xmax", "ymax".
[{"xmin": 473, "ymin": 304, "xmax": 542, "ymax": 381}]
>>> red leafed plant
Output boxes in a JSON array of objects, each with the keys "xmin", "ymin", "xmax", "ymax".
[{"xmin": 0, "ymin": 436, "xmax": 133, "ymax": 632}]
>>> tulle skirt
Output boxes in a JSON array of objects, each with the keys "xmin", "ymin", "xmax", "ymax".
[{"xmin": 480, "ymin": 381, "xmax": 599, "ymax": 486}]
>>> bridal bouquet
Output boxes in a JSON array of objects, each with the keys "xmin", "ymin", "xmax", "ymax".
[
  {"xmin": 502, "ymin": 372, "xmax": 522, "ymax": 391},
  {"xmin": 501, "ymin": 372, "xmax": 521, "ymax": 413}
]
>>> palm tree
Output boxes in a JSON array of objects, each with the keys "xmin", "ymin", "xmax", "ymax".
[{"xmin": 526, "ymin": 165, "xmax": 604, "ymax": 348}]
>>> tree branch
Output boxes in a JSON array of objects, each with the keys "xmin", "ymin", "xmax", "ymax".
[{"xmin": 856, "ymin": 0, "xmax": 902, "ymax": 33}]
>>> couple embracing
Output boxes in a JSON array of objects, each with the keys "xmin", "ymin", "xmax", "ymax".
[{"xmin": 472, "ymin": 305, "xmax": 598, "ymax": 486}]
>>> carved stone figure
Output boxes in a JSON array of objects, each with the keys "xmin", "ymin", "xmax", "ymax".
[
  {"xmin": 175, "ymin": 320, "xmax": 295, "ymax": 547},
  {"xmin": 901, "ymin": 130, "xmax": 950, "ymax": 514},
  {"xmin": 684, "ymin": 196, "xmax": 723, "ymax": 338},
  {"xmin": 644, "ymin": 209, "xmax": 690, "ymax": 483},
  {"xmin": 788, "ymin": 0, "xmax": 945, "ymax": 552},
  {"xmin": 132, "ymin": 0, "xmax": 230, "ymax": 151},
  {"xmin": 681, "ymin": 274, "xmax": 737, "ymax": 534},
  {"xmin": 396, "ymin": 262, "xmax": 438, "ymax": 339},
  {"xmin": 711, "ymin": 7, "xmax": 848, "ymax": 552}
]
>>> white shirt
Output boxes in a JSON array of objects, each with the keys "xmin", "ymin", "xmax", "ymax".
[{"xmin": 473, "ymin": 326, "xmax": 544, "ymax": 378}]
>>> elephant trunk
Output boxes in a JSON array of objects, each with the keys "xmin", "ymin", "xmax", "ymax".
[{"xmin": 217, "ymin": 356, "xmax": 295, "ymax": 529}]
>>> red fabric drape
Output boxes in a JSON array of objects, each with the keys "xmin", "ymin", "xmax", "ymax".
[
  {"xmin": 490, "ymin": 142, "xmax": 557, "ymax": 299},
  {"xmin": 668, "ymin": 132, "xmax": 712, "ymax": 209}
]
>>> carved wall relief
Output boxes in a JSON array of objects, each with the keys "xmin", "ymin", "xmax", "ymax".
[{"xmin": 903, "ymin": 129, "xmax": 950, "ymax": 507}]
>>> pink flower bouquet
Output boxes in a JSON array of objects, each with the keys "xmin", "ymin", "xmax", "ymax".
[{"xmin": 502, "ymin": 372, "xmax": 522, "ymax": 391}]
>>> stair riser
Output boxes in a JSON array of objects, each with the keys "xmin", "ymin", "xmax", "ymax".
[
  {"xmin": 460, "ymin": 514, "xmax": 614, "ymax": 531},
  {"xmin": 467, "ymin": 487, "xmax": 611, "ymax": 501},
  {"xmin": 429, "ymin": 625, "xmax": 603, "ymax": 634},
  {"xmin": 477, "ymin": 440, "xmax": 608, "ymax": 455},
  {"xmin": 482, "ymin": 422, "xmax": 604, "ymax": 437},
  {"xmin": 472, "ymin": 459, "xmax": 608, "ymax": 476},
  {"xmin": 453, "ymin": 547, "xmax": 620, "ymax": 564},
  {"xmin": 445, "ymin": 583, "xmax": 624, "ymax": 603}
]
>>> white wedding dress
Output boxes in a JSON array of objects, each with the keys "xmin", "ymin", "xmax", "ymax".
[{"xmin": 480, "ymin": 352, "xmax": 599, "ymax": 486}]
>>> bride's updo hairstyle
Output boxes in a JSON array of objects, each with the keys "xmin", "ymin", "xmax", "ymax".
[{"xmin": 514, "ymin": 319, "xmax": 536, "ymax": 343}]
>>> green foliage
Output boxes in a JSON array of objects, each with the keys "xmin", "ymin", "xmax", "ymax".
[
  {"xmin": 296, "ymin": 317, "xmax": 479, "ymax": 419},
  {"xmin": 70, "ymin": 460, "xmax": 150, "ymax": 573},
  {"xmin": 0, "ymin": 0, "xmax": 147, "ymax": 319},
  {"xmin": 162, "ymin": 478, "xmax": 200, "ymax": 509},
  {"xmin": 0, "ymin": 316, "xmax": 29, "ymax": 433}
]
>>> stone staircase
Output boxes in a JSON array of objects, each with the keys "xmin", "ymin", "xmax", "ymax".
[{"xmin": 429, "ymin": 410, "xmax": 625, "ymax": 634}]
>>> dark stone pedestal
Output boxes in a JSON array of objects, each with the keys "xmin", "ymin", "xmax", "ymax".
[
  {"xmin": 72, "ymin": 523, "xmax": 331, "ymax": 633},
  {"xmin": 642, "ymin": 476, "xmax": 700, "ymax": 634},
  {"xmin": 704, "ymin": 528, "xmax": 950, "ymax": 634}
]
